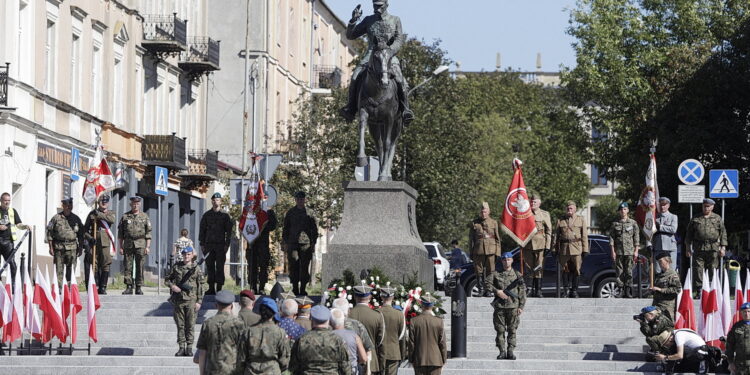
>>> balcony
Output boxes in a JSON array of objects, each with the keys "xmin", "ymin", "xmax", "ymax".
[
  {"xmin": 179, "ymin": 37, "xmax": 220, "ymax": 76},
  {"xmin": 142, "ymin": 134, "xmax": 187, "ymax": 170},
  {"xmin": 180, "ymin": 150, "xmax": 219, "ymax": 190},
  {"xmin": 142, "ymin": 13, "xmax": 187, "ymax": 57},
  {"xmin": 0, "ymin": 63, "xmax": 8, "ymax": 107},
  {"xmin": 313, "ymin": 65, "xmax": 342, "ymax": 92}
]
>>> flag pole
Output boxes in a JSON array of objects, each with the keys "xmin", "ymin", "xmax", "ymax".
[{"xmin": 649, "ymin": 140, "xmax": 657, "ymax": 289}]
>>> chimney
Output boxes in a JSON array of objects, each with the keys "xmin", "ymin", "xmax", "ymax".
[
  {"xmin": 536, "ymin": 53, "xmax": 542, "ymax": 71},
  {"xmin": 495, "ymin": 53, "xmax": 501, "ymax": 71}
]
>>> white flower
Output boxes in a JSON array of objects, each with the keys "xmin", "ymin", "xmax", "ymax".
[
  {"xmin": 347, "ymin": 295, "xmax": 352, "ymax": 300},
  {"xmin": 333, "ymin": 284, "xmax": 337, "ymax": 288},
  {"xmin": 395, "ymin": 301, "xmax": 401, "ymax": 306},
  {"xmin": 386, "ymin": 281, "xmax": 391, "ymax": 286},
  {"xmin": 372, "ymin": 291, "xmax": 378, "ymax": 295},
  {"xmin": 416, "ymin": 287, "xmax": 422, "ymax": 292},
  {"xmin": 346, "ymin": 286, "xmax": 351, "ymax": 290},
  {"xmin": 375, "ymin": 284, "xmax": 380, "ymax": 288},
  {"xmin": 373, "ymin": 301, "xmax": 380, "ymax": 306},
  {"xmin": 376, "ymin": 276, "xmax": 380, "ymax": 281},
  {"xmin": 338, "ymin": 287, "xmax": 344, "ymax": 292},
  {"xmin": 349, "ymin": 303, "xmax": 354, "ymax": 308},
  {"xmin": 370, "ymin": 276, "xmax": 375, "ymax": 281},
  {"xmin": 325, "ymin": 302, "xmax": 331, "ymax": 307}
]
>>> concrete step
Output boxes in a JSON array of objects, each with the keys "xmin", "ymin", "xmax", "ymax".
[
  {"xmin": 431, "ymin": 359, "xmax": 661, "ymax": 371},
  {"xmin": 457, "ymin": 335, "xmax": 642, "ymax": 345},
  {"xmin": 0, "ymin": 366, "xmax": 198, "ymax": 375},
  {"xmin": 0, "ymin": 356, "xmax": 195, "ymax": 366},
  {"xmin": 461, "ymin": 350, "xmax": 646, "ymax": 361},
  {"xmin": 469, "ymin": 342, "xmax": 647, "ymax": 352}
]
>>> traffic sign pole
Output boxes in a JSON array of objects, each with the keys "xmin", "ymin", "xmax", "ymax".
[{"xmin": 157, "ymin": 195, "xmax": 161, "ymax": 296}]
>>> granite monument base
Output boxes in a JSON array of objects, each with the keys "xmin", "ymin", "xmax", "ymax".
[{"xmin": 322, "ymin": 181, "xmax": 434, "ymax": 290}]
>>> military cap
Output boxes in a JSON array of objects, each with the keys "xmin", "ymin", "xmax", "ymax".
[
  {"xmin": 310, "ymin": 305, "xmax": 331, "ymax": 323},
  {"xmin": 98, "ymin": 194, "xmax": 110, "ymax": 203},
  {"xmin": 618, "ymin": 202, "xmax": 629, "ymax": 210},
  {"xmin": 295, "ymin": 296, "xmax": 314, "ymax": 308},
  {"xmin": 742, "ymin": 302, "xmax": 750, "ymax": 310},
  {"xmin": 420, "ymin": 294, "xmax": 438, "ymax": 307},
  {"xmin": 61, "ymin": 198, "xmax": 73, "ymax": 205},
  {"xmin": 280, "ymin": 291, "xmax": 296, "ymax": 301},
  {"xmin": 211, "ymin": 192, "xmax": 222, "ymax": 199},
  {"xmin": 129, "ymin": 196, "xmax": 142, "ymax": 202},
  {"xmin": 379, "ymin": 286, "xmax": 397, "ymax": 297},
  {"xmin": 659, "ymin": 197, "xmax": 671, "ymax": 204},
  {"xmin": 353, "ymin": 285, "xmax": 373, "ymax": 297},
  {"xmin": 373, "ymin": 0, "xmax": 387, "ymax": 5},
  {"xmin": 480, "ymin": 201, "xmax": 490, "ymax": 210},
  {"xmin": 258, "ymin": 296, "xmax": 278, "ymax": 314},
  {"xmin": 240, "ymin": 289, "xmax": 256, "ymax": 301},
  {"xmin": 641, "ymin": 306, "xmax": 657, "ymax": 314},
  {"xmin": 528, "ymin": 191, "xmax": 541, "ymax": 200},
  {"xmin": 703, "ymin": 198, "xmax": 716, "ymax": 205},
  {"xmin": 500, "ymin": 252, "xmax": 514, "ymax": 259},
  {"xmin": 655, "ymin": 251, "xmax": 671, "ymax": 260},
  {"xmin": 180, "ymin": 246, "xmax": 194, "ymax": 254},
  {"xmin": 215, "ymin": 290, "xmax": 235, "ymax": 305},
  {"xmin": 565, "ymin": 200, "xmax": 577, "ymax": 207},
  {"xmin": 294, "ymin": 191, "xmax": 306, "ymax": 198}
]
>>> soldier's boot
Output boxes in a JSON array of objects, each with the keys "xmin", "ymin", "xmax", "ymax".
[
  {"xmin": 340, "ymin": 73, "xmax": 362, "ymax": 122},
  {"xmin": 205, "ymin": 283, "xmax": 215, "ymax": 296},
  {"xmin": 395, "ymin": 78, "xmax": 414, "ymax": 126},
  {"xmin": 98, "ymin": 271, "xmax": 109, "ymax": 295},
  {"xmin": 216, "ymin": 284, "xmax": 223, "ymax": 292},
  {"xmin": 175, "ymin": 345, "xmax": 185, "ymax": 357},
  {"xmin": 300, "ymin": 284, "xmax": 307, "ymax": 296},
  {"xmin": 506, "ymin": 348, "xmax": 516, "ymax": 360},
  {"xmin": 476, "ymin": 276, "xmax": 484, "ymax": 297},
  {"xmin": 135, "ymin": 286, "xmax": 143, "ymax": 295},
  {"xmin": 292, "ymin": 284, "xmax": 300, "ymax": 296},
  {"xmin": 568, "ymin": 276, "xmax": 579, "ymax": 298},
  {"xmin": 625, "ymin": 285, "xmax": 634, "ymax": 298},
  {"xmin": 122, "ymin": 285, "xmax": 134, "ymax": 295},
  {"xmin": 535, "ymin": 279, "xmax": 543, "ymax": 298},
  {"xmin": 496, "ymin": 350, "xmax": 505, "ymax": 360},
  {"xmin": 183, "ymin": 347, "xmax": 193, "ymax": 357}
]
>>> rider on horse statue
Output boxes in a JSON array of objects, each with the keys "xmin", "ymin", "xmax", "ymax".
[{"xmin": 340, "ymin": 0, "xmax": 414, "ymax": 126}]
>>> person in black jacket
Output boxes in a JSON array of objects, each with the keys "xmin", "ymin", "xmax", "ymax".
[{"xmin": 199, "ymin": 193, "xmax": 232, "ymax": 295}]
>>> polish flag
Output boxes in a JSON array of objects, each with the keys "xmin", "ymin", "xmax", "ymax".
[
  {"xmin": 82, "ymin": 143, "xmax": 115, "ymax": 206},
  {"xmin": 701, "ymin": 270, "xmax": 723, "ymax": 347},
  {"xmin": 22, "ymin": 265, "xmax": 42, "ymax": 340},
  {"xmin": 0, "ymin": 273, "xmax": 11, "ymax": 327},
  {"xmin": 62, "ymin": 269, "xmax": 71, "ymax": 344},
  {"xmin": 50, "ymin": 264, "xmax": 68, "ymax": 341},
  {"xmin": 720, "ymin": 269, "xmax": 732, "ymax": 337},
  {"xmin": 2, "ymin": 267, "xmax": 23, "ymax": 342},
  {"xmin": 87, "ymin": 266, "xmax": 101, "ymax": 342},
  {"xmin": 745, "ymin": 269, "xmax": 750, "ymax": 305},
  {"xmin": 70, "ymin": 269, "xmax": 83, "ymax": 344},
  {"xmin": 732, "ymin": 268, "xmax": 746, "ymax": 327},
  {"xmin": 35, "ymin": 266, "xmax": 65, "ymax": 343},
  {"xmin": 675, "ymin": 269, "xmax": 696, "ymax": 330},
  {"xmin": 500, "ymin": 159, "xmax": 537, "ymax": 246}
]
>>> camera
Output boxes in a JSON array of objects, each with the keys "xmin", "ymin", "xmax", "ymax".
[{"xmin": 633, "ymin": 313, "xmax": 645, "ymax": 321}]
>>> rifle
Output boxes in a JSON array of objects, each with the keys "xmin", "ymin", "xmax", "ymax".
[
  {"xmin": 169, "ymin": 252, "xmax": 209, "ymax": 303},
  {"xmin": 493, "ymin": 264, "xmax": 541, "ymax": 303}
]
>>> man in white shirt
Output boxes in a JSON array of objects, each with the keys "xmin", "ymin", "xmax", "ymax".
[{"xmin": 654, "ymin": 329, "xmax": 711, "ymax": 374}]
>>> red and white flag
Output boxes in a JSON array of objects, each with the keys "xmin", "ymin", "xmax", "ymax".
[
  {"xmin": 82, "ymin": 142, "xmax": 115, "ymax": 206},
  {"xmin": 239, "ymin": 156, "xmax": 269, "ymax": 246},
  {"xmin": 720, "ymin": 269, "xmax": 732, "ymax": 337},
  {"xmin": 35, "ymin": 265, "xmax": 65, "ymax": 343},
  {"xmin": 70, "ymin": 269, "xmax": 83, "ymax": 344},
  {"xmin": 0, "ymin": 272, "xmax": 11, "ymax": 327},
  {"xmin": 22, "ymin": 265, "xmax": 42, "ymax": 340},
  {"xmin": 62, "ymin": 268, "xmax": 71, "ymax": 344},
  {"xmin": 675, "ymin": 268, "xmax": 696, "ymax": 330},
  {"xmin": 745, "ymin": 269, "xmax": 750, "ymax": 304},
  {"xmin": 87, "ymin": 266, "xmax": 101, "ymax": 342},
  {"xmin": 500, "ymin": 159, "xmax": 537, "ymax": 246},
  {"xmin": 635, "ymin": 154, "xmax": 659, "ymax": 240},
  {"xmin": 2, "ymin": 267, "xmax": 23, "ymax": 343},
  {"xmin": 733, "ymin": 269, "xmax": 746, "ymax": 326},
  {"xmin": 700, "ymin": 270, "xmax": 723, "ymax": 347}
]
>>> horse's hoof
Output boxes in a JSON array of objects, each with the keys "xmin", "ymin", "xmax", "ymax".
[{"xmin": 357, "ymin": 157, "xmax": 368, "ymax": 167}]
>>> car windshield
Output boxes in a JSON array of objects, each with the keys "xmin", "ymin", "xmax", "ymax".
[{"xmin": 425, "ymin": 244, "xmax": 437, "ymax": 258}]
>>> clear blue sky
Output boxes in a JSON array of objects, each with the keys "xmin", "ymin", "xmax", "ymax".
[{"xmin": 324, "ymin": 0, "xmax": 578, "ymax": 72}]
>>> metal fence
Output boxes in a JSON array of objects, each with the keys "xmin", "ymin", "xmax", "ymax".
[
  {"xmin": 143, "ymin": 13, "xmax": 187, "ymax": 46},
  {"xmin": 313, "ymin": 65, "xmax": 342, "ymax": 89},
  {"xmin": 0, "ymin": 63, "xmax": 9, "ymax": 107}
]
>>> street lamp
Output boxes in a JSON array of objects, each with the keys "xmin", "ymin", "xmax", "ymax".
[{"xmin": 408, "ymin": 65, "xmax": 450, "ymax": 97}]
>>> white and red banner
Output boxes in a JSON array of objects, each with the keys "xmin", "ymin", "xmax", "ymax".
[
  {"xmin": 698, "ymin": 270, "xmax": 723, "ymax": 347},
  {"xmin": 635, "ymin": 154, "xmax": 659, "ymax": 240},
  {"xmin": 239, "ymin": 155, "xmax": 269, "ymax": 246},
  {"xmin": 82, "ymin": 143, "xmax": 115, "ymax": 206},
  {"xmin": 35, "ymin": 266, "xmax": 65, "ymax": 343},
  {"xmin": 87, "ymin": 266, "xmax": 101, "ymax": 342},
  {"xmin": 500, "ymin": 159, "xmax": 537, "ymax": 246},
  {"xmin": 733, "ymin": 270, "xmax": 746, "ymax": 327},
  {"xmin": 675, "ymin": 268, "xmax": 696, "ymax": 330},
  {"xmin": 0, "ymin": 271, "xmax": 11, "ymax": 327},
  {"xmin": 1, "ymin": 267, "xmax": 22, "ymax": 343},
  {"xmin": 70, "ymin": 269, "xmax": 83, "ymax": 344},
  {"xmin": 720, "ymin": 269, "xmax": 732, "ymax": 338},
  {"xmin": 22, "ymin": 265, "xmax": 42, "ymax": 340}
]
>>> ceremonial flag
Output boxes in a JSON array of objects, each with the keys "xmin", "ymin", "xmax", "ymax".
[
  {"xmin": 35, "ymin": 265, "xmax": 65, "ymax": 343},
  {"xmin": 733, "ymin": 269, "xmax": 746, "ymax": 327},
  {"xmin": 500, "ymin": 159, "xmax": 537, "ymax": 246},
  {"xmin": 82, "ymin": 142, "xmax": 115, "ymax": 206},
  {"xmin": 70, "ymin": 269, "xmax": 82, "ymax": 344},
  {"xmin": 62, "ymin": 269, "xmax": 71, "ymax": 343},
  {"xmin": 239, "ymin": 155, "xmax": 269, "ymax": 246},
  {"xmin": 675, "ymin": 268, "xmax": 696, "ymax": 330},
  {"xmin": 745, "ymin": 269, "xmax": 750, "ymax": 304},
  {"xmin": 635, "ymin": 154, "xmax": 659, "ymax": 240},
  {"xmin": 87, "ymin": 266, "xmax": 101, "ymax": 342},
  {"xmin": 700, "ymin": 270, "xmax": 722, "ymax": 347},
  {"xmin": 22, "ymin": 265, "xmax": 41, "ymax": 339},
  {"xmin": 2, "ymin": 267, "xmax": 23, "ymax": 342},
  {"xmin": 0, "ymin": 272, "xmax": 11, "ymax": 327},
  {"xmin": 720, "ymin": 269, "xmax": 732, "ymax": 343},
  {"xmin": 50, "ymin": 264, "xmax": 68, "ymax": 341}
]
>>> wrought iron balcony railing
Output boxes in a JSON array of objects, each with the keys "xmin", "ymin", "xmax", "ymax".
[
  {"xmin": 0, "ymin": 63, "xmax": 9, "ymax": 107},
  {"xmin": 142, "ymin": 134, "xmax": 187, "ymax": 170},
  {"xmin": 142, "ymin": 13, "xmax": 187, "ymax": 54},
  {"xmin": 313, "ymin": 65, "xmax": 342, "ymax": 89},
  {"xmin": 183, "ymin": 149, "xmax": 218, "ymax": 179},
  {"xmin": 179, "ymin": 37, "xmax": 220, "ymax": 75}
]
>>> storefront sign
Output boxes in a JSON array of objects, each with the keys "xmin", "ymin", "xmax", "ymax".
[{"xmin": 37, "ymin": 142, "xmax": 90, "ymax": 172}]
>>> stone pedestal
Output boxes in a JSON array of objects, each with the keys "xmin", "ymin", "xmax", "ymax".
[{"xmin": 322, "ymin": 181, "xmax": 434, "ymax": 290}]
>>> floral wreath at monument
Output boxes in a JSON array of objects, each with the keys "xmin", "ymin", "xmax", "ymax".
[{"xmin": 324, "ymin": 268, "xmax": 445, "ymax": 322}]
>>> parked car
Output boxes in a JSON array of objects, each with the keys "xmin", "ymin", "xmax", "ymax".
[
  {"xmin": 457, "ymin": 234, "xmax": 649, "ymax": 298},
  {"xmin": 423, "ymin": 242, "xmax": 451, "ymax": 290}
]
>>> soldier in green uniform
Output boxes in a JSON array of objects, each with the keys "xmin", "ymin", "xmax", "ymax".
[
  {"xmin": 166, "ymin": 246, "xmax": 204, "ymax": 357},
  {"xmin": 553, "ymin": 200, "xmax": 589, "ymax": 298},
  {"xmin": 609, "ymin": 202, "xmax": 640, "ymax": 298},
  {"xmin": 379, "ymin": 286, "xmax": 405, "ymax": 375},
  {"xmin": 46, "ymin": 198, "xmax": 84, "ymax": 285},
  {"xmin": 649, "ymin": 252, "xmax": 681, "ymax": 320},
  {"xmin": 685, "ymin": 198, "xmax": 727, "ymax": 291},
  {"xmin": 294, "ymin": 296, "xmax": 314, "ymax": 331},
  {"xmin": 238, "ymin": 289, "xmax": 260, "ymax": 327},
  {"xmin": 350, "ymin": 285, "xmax": 385, "ymax": 374},
  {"xmin": 290, "ymin": 305, "xmax": 352, "ymax": 375},
  {"xmin": 236, "ymin": 297, "xmax": 290, "ymax": 375},
  {"xmin": 469, "ymin": 201, "xmax": 501, "ymax": 297},
  {"xmin": 637, "ymin": 305, "xmax": 674, "ymax": 356},
  {"xmin": 407, "ymin": 295, "xmax": 447, "ymax": 375},
  {"xmin": 197, "ymin": 290, "xmax": 244, "ymax": 375},
  {"xmin": 486, "ymin": 252, "xmax": 526, "ymax": 360},
  {"xmin": 118, "ymin": 196, "xmax": 152, "ymax": 295},
  {"xmin": 727, "ymin": 302, "xmax": 750, "ymax": 375},
  {"xmin": 199, "ymin": 192, "xmax": 233, "ymax": 295},
  {"xmin": 83, "ymin": 194, "xmax": 116, "ymax": 294},
  {"xmin": 523, "ymin": 192, "xmax": 551, "ymax": 297},
  {"xmin": 282, "ymin": 191, "xmax": 318, "ymax": 296}
]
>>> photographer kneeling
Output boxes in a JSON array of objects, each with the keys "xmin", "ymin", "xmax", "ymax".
[
  {"xmin": 654, "ymin": 329, "xmax": 722, "ymax": 374},
  {"xmin": 636, "ymin": 305, "xmax": 673, "ymax": 359}
]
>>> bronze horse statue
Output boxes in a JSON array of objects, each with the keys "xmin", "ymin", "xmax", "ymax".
[{"xmin": 355, "ymin": 39, "xmax": 403, "ymax": 181}]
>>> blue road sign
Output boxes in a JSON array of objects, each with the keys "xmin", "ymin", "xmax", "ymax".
[
  {"xmin": 70, "ymin": 147, "xmax": 80, "ymax": 182},
  {"xmin": 678, "ymin": 159, "xmax": 704, "ymax": 185},
  {"xmin": 709, "ymin": 169, "xmax": 739, "ymax": 199},
  {"xmin": 155, "ymin": 166, "xmax": 169, "ymax": 196}
]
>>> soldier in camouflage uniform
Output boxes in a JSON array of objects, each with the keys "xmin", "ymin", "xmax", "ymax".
[
  {"xmin": 197, "ymin": 290, "xmax": 244, "ymax": 375},
  {"xmin": 282, "ymin": 191, "xmax": 318, "ymax": 296},
  {"xmin": 469, "ymin": 201, "xmax": 501, "ymax": 297},
  {"xmin": 727, "ymin": 302, "xmax": 750, "ymax": 375},
  {"xmin": 685, "ymin": 198, "xmax": 727, "ymax": 291},
  {"xmin": 237, "ymin": 297, "xmax": 290, "ymax": 375},
  {"xmin": 166, "ymin": 246, "xmax": 204, "ymax": 357},
  {"xmin": 649, "ymin": 252, "xmax": 681, "ymax": 320},
  {"xmin": 523, "ymin": 192, "xmax": 551, "ymax": 298},
  {"xmin": 118, "ymin": 196, "xmax": 152, "ymax": 295},
  {"xmin": 609, "ymin": 202, "xmax": 640, "ymax": 298},
  {"xmin": 486, "ymin": 252, "xmax": 526, "ymax": 360},
  {"xmin": 553, "ymin": 200, "xmax": 589, "ymax": 298},
  {"xmin": 290, "ymin": 305, "xmax": 352, "ymax": 375},
  {"xmin": 637, "ymin": 306, "xmax": 674, "ymax": 355},
  {"xmin": 46, "ymin": 198, "xmax": 84, "ymax": 285},
  {"xmin": 83, "ymin": 194, "xmax": 116, "ymax": 294}
]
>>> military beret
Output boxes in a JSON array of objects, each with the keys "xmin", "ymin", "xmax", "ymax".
[
  {"xmin": 353, "ymin": 285, "xmax": 373, "ymax": 297},
  {"xmin": 215, "ymin": 290, "xmax": 235, "ymax": 305},
  {"xmin": 240, "ymin": 289, "xmax": 256, "ymax": 301},
  {"xmin": 61, "ymin": 198, "xmax": 73, "ymax": 205},
  {"xmin": 379, "ymin": 286, "xmax": 397, "ymax": 297},
  {"xmin": 655, "ymin": 251, "xmax": 671, "ymax": 260},
  {"xmin": 703, "ymin": 198, "xmax": 716, "ymax": 205},
  {"xmin": 294, "ymin": 191, "xmax": 306, "ymax": 198},
  {"xmin": 565, "ymin": 200, "xmax": 577, "ymax": 207},
  {"xmin": 130, "ymin": 196, "xmax": 142, "ymax": 202},
  {"xmin": 180, "ymin": 246, "xmax": 194, "ymax": 254},
  {"xmin": 742, "ymin": 302, "xmax": 750, "ymax": 310},
  {"xmin": 98, "ymin": 194, "xmax": 110, "ymax": 203},
  {"xmin": 295, "ymin": 296, "xmax": 314, "ymax": 308},
  {"xmin": 641, "ymin": 306, "xmax": 657, "ymax": 314},
  {"xmin": 310, "ymin": 305, "xmax": 331, "ymax": 323},
  {"xmin": 618, "ymin": 202, "xmax": 629, "ymax": 210},
  {"xmin": 257, "ymin": 296, "xmax": 278, "ymax": 314},
  {"xmin": 659, "ymin": 197, "xmax": 671, "ymax": 204},
  {"xmin": 211, "ymin": 192, "xmax": 222, "ymax": 199},
  {"xmin": 420, "ymin": 294, "xmax": 438, "ymax": 307},
  {"xmin": 500, "ymin": 252, "xmax": 514, "ymax": 259},
  {"xmin": 528, "ymin": 192, "xmax": 541, "ymax": 200},
  {"xmin": 280, "ymin": 291, "xmax": 296, "ymax": 301}
]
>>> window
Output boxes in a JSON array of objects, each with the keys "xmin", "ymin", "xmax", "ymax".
[
  {"xmin": 276, "ymin": 0, "xmax": 283, "ymax": 47},
  {"xmin": 45, "ymin": 19, "xmax": 57, "ymax": 95},
  {"xmin": 135, "ymin": 62, "xmax": 143, "ymax": 135},
  {"xmin": 113, "ymin": 56, "xmax": 123, "ymax": 124},
  {"xmin": 591, "ymin": 164, "xmax": 607, "ymax": 186},
  {"xmin": 71, "ymin": 34, "xmax": 81, "ymax": 106},
  {"xmin": 17, "ymin": 0, "xmax": 32, "ymax": 83},
  {"xmin": 92, "ymin": 29, "xmax": 103, "ymax": 116},
  {"xmin": 168, "ymin": 85, "xmax": 177, "ymax": 134}
]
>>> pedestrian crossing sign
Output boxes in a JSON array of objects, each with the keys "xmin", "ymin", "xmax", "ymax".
[
  {"xmin": 155, "ymin": 166, "xmax": 169, "ymax": 196},
  {"xmin": 709, "ymin": 169, "xmax": 739, "ymax": 199}
]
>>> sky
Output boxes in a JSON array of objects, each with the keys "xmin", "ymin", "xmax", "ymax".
[{"xmin": 323, "ymin": 0, "xmax": 579, "ymax": 72}]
